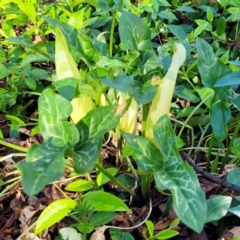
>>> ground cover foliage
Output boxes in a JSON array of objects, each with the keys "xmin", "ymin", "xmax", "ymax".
[{"xmin": 0, "ymin": 0, "xmax": 240, "ymax": 239}]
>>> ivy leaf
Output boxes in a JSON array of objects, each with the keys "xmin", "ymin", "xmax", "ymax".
[
  {"xmin": 19, "ymin": 139, "xmax": 65, "ymax": 196},
  {"xmin": 39, "ymin": 88, "xmax": 79, "ymax": 148},
  {"xmin": 75, "ymin": 105, "xmax": 125, "ymax": 146},
  {"xmin": 119, "ymin": 11, "xmax": 152, "ymax": 51},
  {"xmin": 121, "ymin": 132, "xmax": 164, "ymax": 173},
  {"xmin": 73, "ymin": 138, "xmax": 102, "ymax": 174},
  {"xmin": 153, "ymin": 115, "xmax": 207, "ymax": 233}
]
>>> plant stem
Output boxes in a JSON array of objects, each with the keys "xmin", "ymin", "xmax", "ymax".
[
  {"xmin": 206, "ymin": 133, "xmax": 214, "ymax": 171},
  {"xmin": 0, "ymin": 140, "xmax": 28, "ymax": 152},
  {"xmin": 220, "ymin": 119, "xmax": 240, "ymax": 172},
  {"xmin": 95, "ymin": 162, "xmax": 135, "ymax": 196},
  {"xmin": 142, "ymin": 104, "xmax": 147, "ymax": 137},
  {"xmin": 109, "ymin": 11, "xmax": 116, "ymax": 57}
]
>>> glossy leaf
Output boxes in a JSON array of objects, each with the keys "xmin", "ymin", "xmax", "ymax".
[
  {"xmin": 98, "ymin": 0, "xmax": 123, "ymax": 12},
  {"xmin": 229, "ymin": 205, "xmax": 240, "ymax": 218},
  {"xmin": 196, "ymin": 38, "xmax": 232, "ymax": 140},
  {"xmin": 197, "ymin": 38, "xmax": 231, "ymax": 88},
  {"xmin": 73, "ymin": 138, "xmax": 102, "ymax": 174},
  {"xmin": 18, "ymin": 2, "xmax": 36, "ymax": 24},
  {"xmin": 119, "ymin": 11, "xmax": 152, "ymax": 51},
  {"xmin": 167, "ymin": 25, "xmax": 186, "ymax": 39},
  {"xmin": 145, "ymin": 220, "xmax": 154, "ymax": 237},
  {"xmin": 65, "ymin": 179, "xmax": 94, "ymax": 192},
  {"xmin": 214, "ymin": 71, "xmax": 240, "ymax": 87},
  {"xmin": 54, "ymin": 78, "xmax": 78, "ymax": 101},
  {"xmin": 102, "ymin": 74, "xmax": 133, "ymax": 93},
  {"xmin": 121, "ymin": 131, "xmax": 164, "ymax": 173},
  {"xmin": 19, "ymin": 140, "xmax": 65, "ymax": 196},
  {"xmin": 75, "ymin": 105, "xmax": 125, "ymax": 146},
  {"xmin": 153, "ymin": 115, "xmax": 207, "ymax": 233},
  {"xmin": 210, "ymin": 99, "xmax": 231, "ymax": 141},
  {"xmin": 38, "ymin": 88, "xmax": 79, "ymax": 148},
  {"xmin": 97, "ymin": 168, "xmax": 118, "ymax": 187},
  {"xmin": 35, "ymin": 199, "xmax": 76, "ymax": 234},
  {"xmin": 89, "ymin": 212, "xmax": 117, "ymax": 227},
  {"xmin": 175, "ymin": 85, "xmax": 200, "ymax": 103},
  {"xmin": 227, "ymin": 167, "xmax": 240, "ymax": 186},
  {"xmin": 205, "ymin": 196, "xmax": 232, "ymax": 223},
  {"xmin": 155, "ymin": 229, "xmax": 179, "ymax": 239},
  {"xmin": 82, "ymin": 191, "xmax": 129, "ymax": 212}
]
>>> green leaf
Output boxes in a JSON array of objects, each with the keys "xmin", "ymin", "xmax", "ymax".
[
  {"xmin": 19, "ymin": 140, "xmax": 65, "ymax": 196},
  {"xmin": 155, "ymin": 229, "xmax": 179, "ymax": 239},
  {"xmin": 9, "ymin": 35, "xmax": 34, "ymax": 47},
  {"xmin": 121, "ymin": 132, "xmax": 164, "ymax": 173},
  {"xmin": 145, "ymin": 220, "xmax": 154, "ymax": 237},
  {"xmin": 167, "ymin": 25, "xmax": 186, "ymax": 39},
  {"xmin": 216, "ymin": 17, "xmax": 226, "ymax": 36},
  {"xmin": 18, "ymin": 2, "xmax": 36, "ymax": 24},
  {"xmin": 210, "ymin": 100, "xmax": 231, "ymax": 141},
  {"xmin": 206, "ymin": 196, "xmax": 232, "ymax": 223},
  {"xmin": 214, "ymin": 71, "xmax": 240, "ymax": 87},
  {"xmin": 82, "ymin": 191, "xmax": 129, "ymax": 211},
  {"xmin": 175, "ymin": 85, "xmax": 200, "ymax": 103},
  {"xmin": 75, "ymin": 105, "xmax": 124, "ymax": 146},
  {"xmin": 54, "ymin": 78, "xmax": 78, "ymax": 101},
  {"xmin": 196, "ymin": 38, "xmax": 231, "ymax": 88},
  {"xmin": 96, "ymin": 57, "xmax": 131, "ymax": 69},
  {"xmin": 153, "ymin": 115, "xmax": 207, "ymax": 233},
  {"xmin": 196, "ymin": 87, "xmax": 215, "ymax": 108},
  {"xmin": 35, "ymin": 199, "xmax": 76, "ymax": 234},
  {"xmin": 97, "ymin": 168, "xmax": 118, "ymax": 187},
  {"xmin": 176, "ymin": 6, "xmax": 196, "ymax": 12},
  {"xmin": 159, "ymin": 10, "xmax": 177, "ymax": 20},
  {"xmin": 109, "ymin": 229, "xmax": 134, "ymax": 240},
  {"xmin": 231, "ymin": 139, "xmax": 240, "ymax": 157},
  {"xmin": 59, "ymin": 227, "xmax": 83, "ymax": 240},
  {"xmin": 227, "ymin": 168, "xmax": 240, "ymax": 186},
  {"xmin": 24, "ymin": 77, "xmax": 36, "ymax": 90},
  {"xmin": 43, "ymin": 17, "xmax": 81, "ymax": 60},
  {"xmin": 128, "ymin": 78, "xmax": 156, "ymax": 105},
  {"xmin": 101, "ymin": 74, "xmax": 133, "ymax": 93},
  {"xmin": 98, "ymin": 0, "xmax": 123, "ymax": 12},
  {"xmin": 117, "ymin": 174, "xmax": 136, "ymax": 189},
  {"xmin": 229, "ymin": 205, "xmax": 240, "ymax": 218},
  {"xmin": 176, "ymin": 107, "xmax": 206, "ymax": 119},
  {"xmin": 119, "ymin": 11, "xmax": 152, "ymax": 51},
  {"xmin": 218, "ymin": 0, "xmax": 228, "ymax": 7},
  {"xmin": 73, "ymin": 138, "xmax": 102, "ymax": 174},
  {"xmin": 0, "ymin": 63, "xmax": 9, "ymax": 79},
  {"xmin": 65, "ymin": 179, "xmax": 94, "ymax": 192},
  {"xmin": 39, "ymin": 88, "xmax": 79, "ymax": 148},
  {"xmin": 29, "ymin": 68, "xmax": 49, "ymax": 79},
  {"xmin": 89, "ymin": 212, "xmax": 117, "ymax": 227}
]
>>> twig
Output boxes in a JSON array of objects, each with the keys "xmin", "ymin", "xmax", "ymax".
[{"xmin": 181, "ymin": 151, "xmax": 240, "ymax": 194}]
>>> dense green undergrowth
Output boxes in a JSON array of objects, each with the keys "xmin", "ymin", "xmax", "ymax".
[{"xmin": 0, "ymin": 0, "xmax": 240, "ymax": 239}]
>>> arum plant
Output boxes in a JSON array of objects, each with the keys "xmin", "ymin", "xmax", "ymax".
[
  {"xmin": 145, "ymin": 43, "xmax": 186, "ymax": 143},
  {"xmin": 118, "ymin": 92, "xmax": 138, "ymax": 134},
  {"xmin": 55, "ymin": 26, "xmax": 93, "ymax": 124}
]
